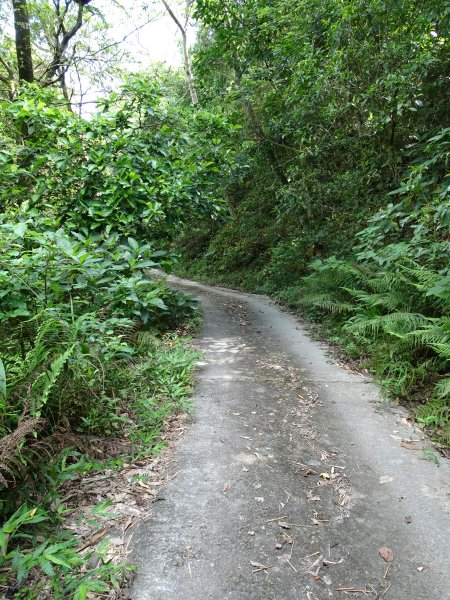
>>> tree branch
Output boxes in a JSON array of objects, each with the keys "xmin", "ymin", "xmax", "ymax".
[
  {"xmin": 161, "ymin": 0, "xmax": 198, "ymax": 105},
  {"xmin": 44, "ymin": 0, "xmax": 85, "ymax": 82}
]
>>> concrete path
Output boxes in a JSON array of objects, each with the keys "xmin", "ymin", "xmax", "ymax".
[{"xmin": 131, "ymin": 277, "xmax": 450, "ymax": 600}]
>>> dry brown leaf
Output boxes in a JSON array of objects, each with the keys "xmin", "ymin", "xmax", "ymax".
[
  {"xmin": 135, "ymin": 495, "xmax": 146, "ymax": 506},
  {"xmin": 401, "ymin": 441, "xmax": 422, "ymax": 451},
  {"xmin": 282, "ymin": 533, "xmax": 293, "ymax": 544},
  {"xmin": 379, "ymin": 547, "xmax": 394, "ymax": 562},
  {"xmin": 77, "ymin": 528, "xmax": 107, "ymax": 553},
  {"xmin": 123, "ymin": 518, "xmax": 133, "ymax": 533},
  {"xmin": 137, "ymin": 480, "xmax": 150, "ymax": 490}
]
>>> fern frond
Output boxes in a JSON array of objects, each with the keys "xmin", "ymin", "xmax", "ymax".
[
  {"xmin": 32, "ymin": 344, "xmax": 76, "ymax": 411},
  {"xmin": 299, "ymin": 293, "xmax": 354, "ymax": 314},
  {"xmin": 366, "ymin": 271, "xmax": 399, "ymax": 293},
  {"xmin": 434, "ymin": 376, "xmax": 450, "ymax": 400},
  {"xmin": 405, "ymin": 319, "xmax": 450, "ymax": 352},
  {"xmin": 345, "ymin": 312, "xmax": 431, "ymax": 336},
  {"xmin": 343, "ymin": 288, "xmax": 414, "ymax": 312}
]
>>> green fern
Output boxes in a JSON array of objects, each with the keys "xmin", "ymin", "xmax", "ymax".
[
  {"xmin": 299, "ymin": 293, "xmax": 354, "ymax": 314},
  {"xmin": 343, "ymin": 289, "xmax": 414, "ymax": 312},
  {"xmin": 434, "ymin": 376, "xmax": 450, "ymax": 400},
  {"xmin": 345, "ymin": 312, "xmax": 431, "ymax": 336},
  {"xmin": 31, "ymin": 344, "xmax": 76, "ymax": 413},
  {"xmin": 416, "ymin": 394, "xmax": 450, "ymax": 443}
]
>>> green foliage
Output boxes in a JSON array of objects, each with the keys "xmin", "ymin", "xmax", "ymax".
[
  {"xmin": 179, "ymin": 0, "xmax": 450, "ymax": 444},
  {"xmin": 0, "ymin": 504, "xmax": 132, "ymax": 598},
  {"xmin": 0, "ymin": 71, "xmax": 216, "ymax": 595},
  {"xmin": 0, "ymin": 77, "xmax": 234, "ymax": 239},
  {"xmin": 0, "ymin": 208, "xmax": 200, "ymax": 484}
]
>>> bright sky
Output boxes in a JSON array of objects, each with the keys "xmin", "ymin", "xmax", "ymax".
[
  {"xmin": 72, "ymin": 1, "xmax": 195, "ymax": 112},
  {"xmin": 0, "ymin": 1, "xmax": 192, "ymax": 112},
  {"xmin": 95, "ymin": 1, "xmax": 191, "ymax": 68}
]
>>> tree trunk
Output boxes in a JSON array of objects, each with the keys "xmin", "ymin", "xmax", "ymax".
[
  {"xmin": 181, "ymin": 29, "xmax": 198, "ymax": 105},
  {"xmin": 161, "ymin": 0, "xmax": 198, "ymax": 105},
  {"xmin": 12, "ymin": 0, "xmax": 34, "ymax": 83}
]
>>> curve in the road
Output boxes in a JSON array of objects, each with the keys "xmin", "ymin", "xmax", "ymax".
[{"xmin": 132, "ymin": 277, "xmax": 450, "ymax": 600}]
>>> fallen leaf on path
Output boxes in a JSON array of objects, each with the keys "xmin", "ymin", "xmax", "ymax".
[
  {"xmin": 379, "ymin": 547, "xmax": 395, "ymax": 562},
  {"xmin": 335, "ymin": 588, "xmax": 374, "ymax": 594},
  {"xmin": 77, "ymin": 528, "xmax": 107, "ymax": 553},
  {"xmin": 137, "ymin": 480, "xmax": 150, "ymax": 490},
  {"xmin": 401, "ymin": 441, "xmax": 422, "ymax": 450},
  {"xmin": 379, "ymin": 476, "xmax": 394, "ymax": 485},
  {"xmin": 123, "ymin": 517, "xmax": 133, "ymax": 533},
  {"xmin": 250, "ymin": 560, "xmax": 272, "ymax": 571}
]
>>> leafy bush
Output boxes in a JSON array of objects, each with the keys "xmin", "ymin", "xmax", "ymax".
[
  {"xmin": 297, "ymin": 129, "xmax": 449, "ymax": 441},
  {"xmin": 0, "ymin": 503, "xmax": 132, "ymax": 599},
  {"xmin": 0, "ymin": 78, "xmax": 235, "ymax": 240}
]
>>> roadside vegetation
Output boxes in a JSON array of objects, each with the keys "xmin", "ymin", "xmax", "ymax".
[
  {"xmin": 0, "ymin": 0, "xmax": 449, "ymax": 596},
  {"xmin": 0, "ymin": 1, "xmax": 234, "ymax": 595},
  {"xmin": 175, "ymin": 0, "xmax": 450, "ymax": 446}
]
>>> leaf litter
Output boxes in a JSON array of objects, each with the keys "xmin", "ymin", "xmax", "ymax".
[
  {"xmin": 379, "ymin": 547, "xmax": 395, "ymax": 562},
  {"xmin": 58, "ymin": 412, "xmax": 189, "ymax": 592}
]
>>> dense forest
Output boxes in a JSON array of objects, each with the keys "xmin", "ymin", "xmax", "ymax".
[
  {"xmin": 179, "ymin": 0, "xmax": 450, "ymax": 442},
  {"xmin": 0, "ymin": 0, "xmax": 448, "ymax": 597}
]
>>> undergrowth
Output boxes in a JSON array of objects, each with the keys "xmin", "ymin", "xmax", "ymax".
[
  {"xmin": 0, "ymin": 331, "xmax": 200, "ymax": 598},
  {"xmin": 176, "ymin": 128, "xmax": 450, "ymax": 447}
]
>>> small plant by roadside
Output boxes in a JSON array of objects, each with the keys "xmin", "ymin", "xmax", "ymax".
[{"xmin": 0, "ymin": 331, "xmax": 200, "ymax": 598}]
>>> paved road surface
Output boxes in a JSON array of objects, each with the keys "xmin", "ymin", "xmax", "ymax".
[{"xmin": 132, "ymin": 277, "xmax": 450, "ymax": 600}]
